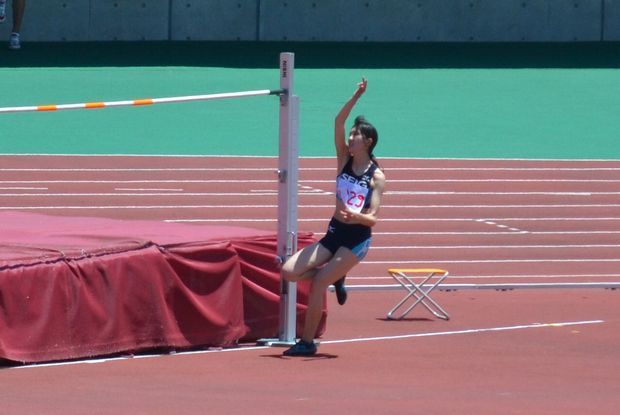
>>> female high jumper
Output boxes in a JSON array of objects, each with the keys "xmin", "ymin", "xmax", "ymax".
[{"xmin": 280, "ymin": 78, "xmax": 386, "ymax": 356}]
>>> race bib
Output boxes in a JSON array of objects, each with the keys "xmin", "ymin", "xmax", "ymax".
[{"xmin": 336, "ymin": 176, "xmax": 370, "ymax": 214}]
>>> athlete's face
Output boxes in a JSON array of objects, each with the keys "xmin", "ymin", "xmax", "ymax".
[{"xmin": 347, "ymin": 128, "xmax": 370, "ymax": 156}]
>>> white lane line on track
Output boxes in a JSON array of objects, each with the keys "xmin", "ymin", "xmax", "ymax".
[
  {"xmin": 347, "ymin": 274, "xmax": 620, "ymax": 280},
  {"xmin": 1, "ymin": 166, "xmax": 619, "ymax": 172},
  {"xmin": 159, "ymin": 217, "xmax": 620, "ymax": 224},
  {"xmin": 372, "ymin": 204, "xmax": 620, "ymax": 208},
  {"xmin": 337, "ymin": 179, "xmax": 620, "ymax": 183},
  {"xmin": 10, "ymin": 320, "xmax": 604, "ymax": 370},
  {"xmin": 1, "ymin": 204, "xmax": 619, "ymax": 210},
  {"xmin": 1, "ymin": 179, "xmax": 619, "ymax": 184},
  {"xmin": 0, "ymin": 192, "xmax": 285, "ymax": 197},
  {"xmin": 114, "ymin": 188, "xmax": 185, "ymax": 192},
  {"xmin": 476, "ymin": 217, "xmax": 620, "ymax": 221},
  {"xmin": 476, "ymin": 219, "xmax": 526, "ymax": 233},
  {"xmin": 166, "ymin": 225, "xmax": 620, "ymax": 236},
  {"xmin": 0, "ymin": 209, "xmax": 615, "ymax": 235},
  {"xmin": 0, "ymin": 180, "xmax": 281, "ymax": 184},
  {"xmin": 386, "ymin": 191, "xmax": 620, "ymax": 196},
  {"xmin": 335, "ymin": 167, "xmax": 620, "ymax": 172},
  {"xmin": 375, "ymin": 167, "xmax": 620, "ymax": 171},
  {"xmin": 6, "ymin": 191, "xmax": 617, "ymax": 196},
  {"xmin": 0, "ymin": 205, "xmax": 283, "ymax": 209},
  {"xmin": 0, "ymin": 168, "xmax": 281, "ymax": 172},
  {"xmin": 161, "ymin": 217, "xmax": 618, "ymax": 222},
  {"xmin": 0, "ymin": 187, "xmax": 48, "ymax": 190},
  {"xmin": 322, "ymin": 320, "xmax": 605, "ymax": 345},
  {"xmin": 250, "ymin": 189, "xmax": 329, "ymax": 194}
]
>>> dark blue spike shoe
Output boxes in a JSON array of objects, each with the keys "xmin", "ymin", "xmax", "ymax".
[
  {"xmin": 333, "ymin": 276, "xmax": 347, "ymax": 305},
  {"xmin": 283, "ymin": 340, "xmax": 317, "ymax": 357}
]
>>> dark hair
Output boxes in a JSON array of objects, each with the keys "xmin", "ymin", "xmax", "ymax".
[{"xmin": 353, "ymin": 115, "xmax": 380, "ymax": 167}]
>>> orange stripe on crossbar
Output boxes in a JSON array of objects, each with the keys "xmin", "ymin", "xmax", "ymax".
[
  {"xmin": 85, "ymin": 102, "xmax": 105, "ymax": 109},
  {"xmin": 133, "ymin": 99, "xmax": 154, "ymax": 106},
  {"xmin": 37, "ymin": 105, "xmax": 58, "ymax": 111}
]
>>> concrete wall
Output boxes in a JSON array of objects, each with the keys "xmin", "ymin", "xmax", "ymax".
[
  {"xmin": 1, "ymin": 0, "xmax": 619, "ymax": 42},
  {"xmin": 603, "ymin": 0, "xmax": 620, "ymax": 40}
]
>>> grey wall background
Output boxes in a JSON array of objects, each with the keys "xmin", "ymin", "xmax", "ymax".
[{"xmin": 1, "ymin": 0, "xmax": 619, "ymax": 42}]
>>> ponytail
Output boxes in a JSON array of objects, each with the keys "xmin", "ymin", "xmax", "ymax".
[
  {"xmin": 354, "ymin": 116, "xmax": 381, "ymax": 170},
  {"xmin": 370, "ymin": 153, "xmax": 381, "ymax": 170}
]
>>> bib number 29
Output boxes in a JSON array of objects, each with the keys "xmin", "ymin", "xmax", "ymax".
[{"xmin": 346, "ymin": 190, "xmax": 365, "ymax": 209}]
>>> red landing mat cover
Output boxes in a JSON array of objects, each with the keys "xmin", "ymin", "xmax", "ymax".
[{"xmin": 0, "ymin": 212, "xmax": 324, "ymax": 363}]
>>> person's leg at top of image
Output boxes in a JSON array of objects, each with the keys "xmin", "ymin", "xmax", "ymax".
[
  {"xmin": 9, "ymin": 0, "xmax": 26, "ymax": 50},
  {"xmin": 0, "ymin": 0, "xmax": 6, "ymax": 23}
]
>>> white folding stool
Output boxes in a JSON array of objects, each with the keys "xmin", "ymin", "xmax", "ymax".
[{"xmin": 386, "ymin": 268, "xmax": 450, "ymax": 320}]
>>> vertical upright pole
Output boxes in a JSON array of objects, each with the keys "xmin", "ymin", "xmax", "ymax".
[{"xmin": 276, "ymin": 52, "xmax": 299, "ymax": 344}]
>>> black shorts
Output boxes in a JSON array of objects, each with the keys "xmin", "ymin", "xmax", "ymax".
[{"xmin": 318, "ymin": 217, "xmax": 372, "ymax": 260}]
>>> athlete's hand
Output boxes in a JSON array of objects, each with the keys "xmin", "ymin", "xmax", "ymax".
[
  {"xmin": 339, "ymin": 209, "xmax": 357, "ymax": 223},
  {"xmin": 355, "ymin": 78, "xmax": 367, "ymax": 96}
]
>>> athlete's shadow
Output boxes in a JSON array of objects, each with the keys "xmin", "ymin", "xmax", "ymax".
[
  {"xmin": 376, "ymin": 317, "xmax": 434, "ymax": 322},
  {"xmin": 261, "ymin": 353, "xmax": 338, "ymax": 361}
]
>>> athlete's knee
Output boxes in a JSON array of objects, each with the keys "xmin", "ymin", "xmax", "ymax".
[{"xmin": 280, "ymin": 258, "xmax": 300, "ymax": 282}]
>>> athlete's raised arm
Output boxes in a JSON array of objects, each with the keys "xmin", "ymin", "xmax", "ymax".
[{"xmin": 334, "ymin": 78, "xmax": 367, "ymax": 171}]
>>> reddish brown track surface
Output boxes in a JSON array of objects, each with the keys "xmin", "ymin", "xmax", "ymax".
[{"xmin": 1, "ymin": 155, "xmax": 619, "ymax": 414}]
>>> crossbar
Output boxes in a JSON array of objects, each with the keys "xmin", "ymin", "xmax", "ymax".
[{"xmin": 0, "ymin": 89, "xmax": 285, "ymax": 113}]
